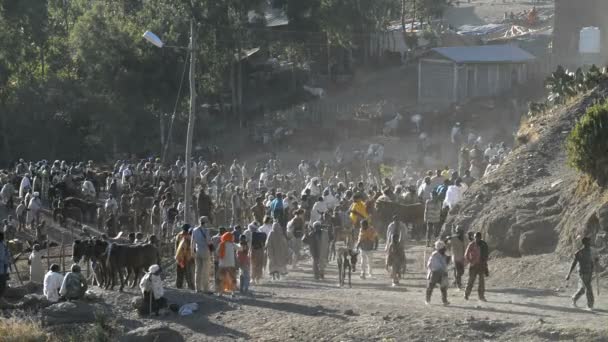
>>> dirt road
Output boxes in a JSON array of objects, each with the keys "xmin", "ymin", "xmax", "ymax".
[{"xmin": 93, "ymin": 243, "xmax": 608, "ymax": 342}]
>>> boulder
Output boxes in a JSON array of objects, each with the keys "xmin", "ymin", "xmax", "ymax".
[
  {"xmin": 119, "ymin": 324, "xmax": 184, "ymax": 342},
  {"xmin": 597, "ymin": 204, "xmax": 608, "ymax": 232},
  {"xmin": 519, "ymin": 227, "xmax": 558, "ymax": 255},
  {"xmin": 4, "ymin": 282, "xmax": 42, "ymax": 299},
  {"xmin": 482, "ymin": 213, "xmax": 516, "ymax": 254},
  {"xmin": 17, "ymin": 294, "xmax": 52, "ymax": 311},
  {"xmin": 41, "ymin": 301, "xmax": 108, "ymax": 326}
]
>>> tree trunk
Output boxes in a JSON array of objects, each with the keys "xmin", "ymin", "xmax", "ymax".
[
  {"xmin": 230, "ymin": 59, "xmax": 237, "ymax": 117},
  {"xmin": 412, "ymin": 0, "xmax": 417, "ymax": 33},
  {"xmin": 159, "ymin": 113, "xmax": 165, "ymax": 153},
  {"xmin": 237, "ymin": 32, "xmax": 243, "ymax": 128},
  {"xmin": 401, "ymin": 0, "xmax": 407, "ymax": 32},
  {"xmin": 0, "ymin": 97, "xmax": 11, "ymax": 164},
  {"xmin": 40, "ymin": 46, "xmax": 45, "ymax": 79}
]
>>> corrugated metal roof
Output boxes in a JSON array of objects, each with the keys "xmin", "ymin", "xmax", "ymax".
[
  {"xmin": 431, "ymin": 44, "xmax": 536, "ymax": 63},
  {"xmin": 265, "ymin": 8, "xmax": 289, "ymax": 27}
]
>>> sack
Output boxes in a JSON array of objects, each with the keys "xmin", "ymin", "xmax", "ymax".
[{"xmin": 251, "ymin": 232, "xmax": 266, "ymax": 250}]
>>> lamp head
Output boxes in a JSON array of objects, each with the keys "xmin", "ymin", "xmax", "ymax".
[{"xmin": 143, "ymin": 31, "xmax": 164, "ymax": 48}]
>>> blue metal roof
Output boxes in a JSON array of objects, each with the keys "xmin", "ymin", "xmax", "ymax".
[{"xmin": 431, "ymin": 44, "xmax": 536, "ymax": 63}]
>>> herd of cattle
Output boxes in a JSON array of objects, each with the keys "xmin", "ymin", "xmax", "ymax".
[{"xmin": 72, "ymin": 236, "xmax": 160, "ymax": 292}]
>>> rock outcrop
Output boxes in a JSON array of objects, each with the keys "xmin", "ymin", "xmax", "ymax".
[{"xmin": 445, "ymin": 82, "xmax": 608, "ymax": 257}]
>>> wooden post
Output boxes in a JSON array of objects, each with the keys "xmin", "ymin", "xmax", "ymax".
[
  {"xmin": 86, "ymin": 260, "xmax": 91, "ymax": 284},
  {"xmin": 46, "ymin": 246, "xmax": 50, "ymax": 273},
  {"xmin": 60, "ymin": 234, "xmax": 65, "ymax": 273}
]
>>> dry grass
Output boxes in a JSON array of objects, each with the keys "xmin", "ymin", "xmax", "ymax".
[
  {"xmin": 574, "ymin": 174, "xmax": 601, "ymax": 198},
  {"xmin": 0, "ymin": 318, "xmax": 47, "ymax": 342},
  {"xmin": 516, "ymin": 116, "xmax": 540, "ymax": 146}
]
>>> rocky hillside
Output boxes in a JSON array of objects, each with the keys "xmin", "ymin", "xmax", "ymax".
[{"xmin": 446, "ymin": 81, "xmax": 608, "ymax": 258}]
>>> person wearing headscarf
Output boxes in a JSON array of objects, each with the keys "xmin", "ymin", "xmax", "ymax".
[
  {"xmin": 426, "ymin": 240, "xmax": 450, "ymax": 306},
  {"xmin": 43, "ymin": 264, "xmax": 63, "ymax": 303},
  {"xmin": 27, "ymin": 192, "xmax": 42, "ymax": 228},
  {"xmin": 174, "ymin": 224, "xmax": 194, "ymax": 290},
  {"xmin": 265, "ymin": 219, "xmax": 289, "ymax": 280},
  {"xmin": 1, "ymin": 181, "xmax": 15, "ymax": 209},
  {"xmin": 19, "ymin": 174, "xmax": 31, "ymax": 199},
  {"xmin": 139, "ymin": 264, "xmax": 166, "ymax": 315},
  {"xmin": 309, "ymin": 197, "xmax": 327, "ymax": 226},
  {"xmin": 28, "ymin": 244, "xmax": 44, "ymax": 283},
  {"xmin": 217, "ymin": 232, "xmax": 237, "ymax": 295}
]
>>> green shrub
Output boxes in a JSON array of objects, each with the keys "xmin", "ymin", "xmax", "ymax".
[{"xmin": 567, "ymin": 101, "xmax": 608, "ymax": 185}]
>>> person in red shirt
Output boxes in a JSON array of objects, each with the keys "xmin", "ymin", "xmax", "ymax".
[{"xmin": 464, "ymin": 232, "xmax": 488, "ymax": 301}]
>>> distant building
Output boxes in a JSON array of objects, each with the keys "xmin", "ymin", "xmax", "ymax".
[
  {"xmin": 417, "ymin": 45, "xmax": 535, "ymax": 107},
  {"xmin": 553, "ymin": 0, "xmax": 608, "ymax": 66}
]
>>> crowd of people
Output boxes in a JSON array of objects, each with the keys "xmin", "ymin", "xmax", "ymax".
[{"xmin": 0, "ymin": 136, "xmax": 597, "ymax": 312}]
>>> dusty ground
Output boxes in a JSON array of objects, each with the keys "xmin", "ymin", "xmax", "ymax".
[{"xmin": 75, "ymin": 242, "xmax": 608, "ymax": 342}]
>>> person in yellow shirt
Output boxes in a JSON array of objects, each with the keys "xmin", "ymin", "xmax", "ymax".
[{"xmin": 349, "ymin": 194, "xmax": 368, "ymax": 228}]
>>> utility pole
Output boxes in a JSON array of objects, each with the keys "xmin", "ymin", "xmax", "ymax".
[{"xmin": 185, "ymin": 19, "xmax": 196, "ymax": 224}]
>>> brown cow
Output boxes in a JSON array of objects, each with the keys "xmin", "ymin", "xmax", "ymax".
[{"xmin": 106, "ymin": 242, "xmax": 160, "ymax": 291}]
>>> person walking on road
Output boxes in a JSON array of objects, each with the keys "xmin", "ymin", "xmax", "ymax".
[
  {"xmin": 426, "ymin": 240, "xmax": 450, "ymax": 305},
  {"xmin": 447, "ymin": 226, "xmax": 466, "ymax": 289},
  {"xmin": 424, "ymin": 191, "xmax": 442, "ymax": 247},
  {"xmin": 566, "ymin": 236, "xmax": 599, "ymax": 311},
  {"xmin": 464, "ymin": 232, "xmax": 488, "ymax": 301},
  {"xmin": 356, "ymin": 219, "xmax": 377, "ymax": 279}
]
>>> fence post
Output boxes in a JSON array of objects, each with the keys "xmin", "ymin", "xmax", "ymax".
[{"xmin": 60, "ymin": 234, "xmax": 65, "ymax": 273}]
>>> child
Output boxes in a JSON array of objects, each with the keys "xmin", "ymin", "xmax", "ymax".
[
  {"xmin": 139, "ymin": 264, "xmax": 166, "ymax": 316},
  {"xmin": 386, "ymin": 234, "xmax": 405, "ymax": 287},
  {"xmin": 237, "ymin": 235, "xmax": 251, "ymax": 294},
  {"xmin": 426, "ymin": 240, "xmax": 450, "ymax": 306},
  {"xmin": 356, "ymin": 220, "xmax": 377, "ymax": 279},
  {"xmin": 218, "ymin": 232, "xmax": 237, "ymax": 296}
]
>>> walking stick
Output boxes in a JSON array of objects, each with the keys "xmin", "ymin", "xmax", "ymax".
[
  {"xmin": 422, "ymin": 246, "xmax": 427, "ymax": 270},
  {"xmin": 597, "ymin": 273, "xmax": 600, "ymax": 296},
  {"xmin": 12, "ymin": 253, "xmax": 24, "ymax": 285}
]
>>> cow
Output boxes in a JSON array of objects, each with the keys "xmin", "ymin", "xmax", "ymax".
[
  {"xmin": 374, "ymin": 201, "xmax": 425, "ymax": 238},
  {"xmin": 64, "ymin": 196, "xmax": 98, "ymax": 222},
  {"xmin": 72, "ymin": 239, "xmax": 109, "ymax": 287},
  {"xmin": 105, "ymin": 243, "xmax": 160, "ymax": 291},
  {"xmin": 54, "ymin": 207, "xmax": 83, "ymax": 228}
]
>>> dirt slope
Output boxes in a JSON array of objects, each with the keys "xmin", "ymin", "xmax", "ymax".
[{"xmin": 445, "ymin": 82, "xmax": 608, "ymax": 259}]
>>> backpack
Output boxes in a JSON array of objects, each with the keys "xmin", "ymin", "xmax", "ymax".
[{"xmin": 251, "ymin": 232, "xmax": 267, "ymax": 250}]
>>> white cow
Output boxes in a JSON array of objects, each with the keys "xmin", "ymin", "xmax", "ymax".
[{"xmin": 303, "ymin": 85, "xmax": 325, "ymax": 98}]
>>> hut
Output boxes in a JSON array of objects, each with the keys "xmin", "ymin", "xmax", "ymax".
[{"xmin": 417, "ymin": 44, "xmax": 535, "ymax": 107}]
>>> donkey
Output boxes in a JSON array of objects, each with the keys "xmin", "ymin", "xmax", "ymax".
[{"xmin": 337, "ymin": 248, "xmax": 359, "ymax": 288}]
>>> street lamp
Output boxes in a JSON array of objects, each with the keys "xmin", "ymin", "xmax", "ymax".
[{"xmin": 143, "ymin": 21, "xmax": 197, "ymax": 225}]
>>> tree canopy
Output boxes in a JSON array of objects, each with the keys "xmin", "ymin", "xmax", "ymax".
[{"xmin": 0, "ymin": 0, "xmax": 448, "ymax": 164}]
